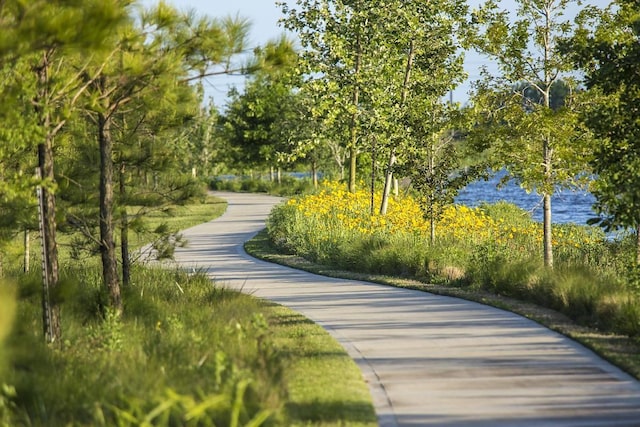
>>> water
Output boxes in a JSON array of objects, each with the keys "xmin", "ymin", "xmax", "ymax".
[{"xmin": 455, "ymin": 172, "xmax": 597, "ymax": 225}]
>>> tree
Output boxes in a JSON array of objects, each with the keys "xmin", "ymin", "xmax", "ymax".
[
  {"xmin": 0, "ymin": 0, "xmax": 130, "ymax": 342},
  {"xmin": 566, "ymin": 0, "xmax": 640, "ymax": 264},
  {"xmin": 400, "ymin": 100, "xmax": 483, "ymax": 242},
  {"xmin": 281, "ymin": 0, "xmax": 468, "ymax": 203},
  {"xmin": 279, "ymin": 0, "xmax": 380, "ymax": 192},
  {"xmin": 74, "ymin": 4, "xmax": 251, "ymax": 312},
  {"xmin": 221, "ymin": 37, "xmax": 300, "ymax": 176},
  {"xmin": 469, "ymin": 0, "xmax": 592, "ymax": 268},
  {"xmin": 373, "ymin": 0, "xmax": 468, "ymax": 216}
]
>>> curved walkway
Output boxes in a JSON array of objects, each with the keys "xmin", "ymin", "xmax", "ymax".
[{"xmin": 171, "ymin": 191, "xmax": 640, "ymax": 427}]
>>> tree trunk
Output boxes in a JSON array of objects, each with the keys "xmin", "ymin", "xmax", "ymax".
[
  {"xmin": 119, "ymin": 162, "xmax": 130, "ymax": 287},
  {"xmin": 543, "ymin": 134, "xmax": 553, "ymax": 268},
  {"xmin": 428, "ymin": 137, "xmax": 436, "ymax": 243},
  {"xmin": 348, "ymin": 147, "xmax": 357, "ymax": 193},
  {"xmin": 35, "ymin": 49, "xmax": 62, "ymax": 342},
  {"xmin": 34, "ymin": 49, "xmax": 62, "ymax": 343},
  {"xmin": 379, "ymin": 40, "xmax": 415, "ymax": 215},
  {"xmin": 24, "ymin": 229, "xmax": 30, "ymax": 273},
  {"xmin": 636, "ymin": 224, "xmax": 640, "ymax": 266},
  {"xmin": 379, "ymin": 150, "xmax": 396, "ymax": 215},
  {"xmin": 543, "ymin": 192, "xmax": 553, "ymax": 268},
  {"xmin": 348, "ymin": 32, "xmax": 362, "ymax": 194},
  {"xmin": 370, "ymin": 137, "xmax": 377, "ymax": 216},
  {"xmin": 38, "ymin": 143, "xmax": 61, "ymax": 343},
  {"xmin": 99, "ymin": 112, "xmax": 122, "ymax": 314},
  {"xmin": 430, "ymin": 209, "xmax": 436, "ymax": 244},
  {"xmin": 311, "ymin": 159, "xmax": 318, "ymax": 189}
]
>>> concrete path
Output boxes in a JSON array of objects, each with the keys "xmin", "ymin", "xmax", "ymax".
[{"xmin": 170, "ymin": 191, "xmax": 640, "ymax": 427}]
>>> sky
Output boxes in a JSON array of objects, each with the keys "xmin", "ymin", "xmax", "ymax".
[{"xmin": 141, "ymin": 0, "xmax": 610, "ymax": 109}]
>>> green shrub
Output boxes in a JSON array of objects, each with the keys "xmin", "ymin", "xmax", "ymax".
[
  {"xmin": 478, "ymin": 200, "xmax": 533, "ymax": 228},
  {"xmin": 210, "ymin": 175, "xmax": 316, "ymax": 197}
]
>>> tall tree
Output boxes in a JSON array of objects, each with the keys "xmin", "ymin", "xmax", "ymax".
[
  {"xmin": 567, "ymin": 0, "xmax": 640, "ymax": 264},
  {"xmin": 221, "ymin": 37, "xmax": 299, "ymax": 176},
  {"xmin": 279, "ymin": 0, "xmax": 380, "ymax": 192},
  {"xmin": 469, "ymin": 0, "xmax": 592, "ymax": 268},
  {"xmin": 75, "ymin": 4, "xmax": 251, "ymax": 312},
  {"xmin": 373, "ymin": 0, "xmax": 467, "ymax": 216},
  {"xmin": 0, "ymin": 0, "xmax": 129, "ymax": 342}
]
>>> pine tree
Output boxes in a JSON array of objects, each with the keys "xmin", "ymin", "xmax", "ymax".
[{"xmin": 0, "ymin": 0, "xmax": 130, "ymax": 342}]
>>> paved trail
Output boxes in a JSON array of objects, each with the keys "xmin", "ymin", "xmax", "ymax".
[{"xmin": 170, "ymin": 191, "xmax": 640, "ymax": 427}]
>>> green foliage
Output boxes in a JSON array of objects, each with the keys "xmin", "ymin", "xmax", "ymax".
[
  {"xmin": 279, "ymin": 0, "xmax": 469, "ymax": 193},
  {"xmin": 222, "ymin": 71, "xmax": 300, "ymax": 171},
  {"xmin": 567, "ymin": 0, "xmax": 640, "ymax": 239},
  {"xmin": 0, "ymin": 0, "xmax": 131, "ymax": 55},
  {"xmin": 210, "ymin": 176, "xmax": 316, "ymax": 197},
  {"xmin": 477, "ymin": 201, "xmax": 532, "ymax": 227}
]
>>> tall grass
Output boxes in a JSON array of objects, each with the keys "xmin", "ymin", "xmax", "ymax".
[
  {"xmin": 4, "ymin": 266, "xmax": 287, "ymax": 426},
  {"xmin": 0, "ymin": 282, "xmax": 17, "ymax": 426},
  {"xmin": 267, "ymin": 182, "xmax": 640, "ymax": 338}
]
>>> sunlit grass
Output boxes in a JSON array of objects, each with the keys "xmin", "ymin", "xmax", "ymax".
[
  {"xmin": 268, "ymin": 306, "xmax": 377, "ymax": 427},
  {"xmin": 5, "ymin": 267, "xmax": 287, "ymax": 426}
]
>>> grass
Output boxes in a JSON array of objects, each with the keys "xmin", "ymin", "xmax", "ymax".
[
  {"xmin": 1, "ymin": 191, "xmax": 377, "ymax": 426},
  {"xmin": 268, "ymin": 306, "xmax": 376, "ymax": 427},
  {"xmin": 246, "ymin": 228, "xmax": 640, "ymax": 381},
  {"xmin": 4, "ymin": 268, "xmax": 285, "ymax": 426}
]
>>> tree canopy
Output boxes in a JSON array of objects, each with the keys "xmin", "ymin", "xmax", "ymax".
[{"xmin": 566, "ymin": 0, "xmax": 640, "ymax": 263}]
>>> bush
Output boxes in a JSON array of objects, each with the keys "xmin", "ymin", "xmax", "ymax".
[{"xmin": 210, "ymin": 175, "xmax": 316, "ymax": 197}]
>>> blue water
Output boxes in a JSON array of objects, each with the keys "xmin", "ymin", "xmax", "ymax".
[{"xmin": 455, "ymin": 173, "xmax": 597, "ymax": 225}]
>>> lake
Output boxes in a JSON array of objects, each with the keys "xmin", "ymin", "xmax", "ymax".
[{"xmin": 455, "ymin": 173, "xmax": 597, "ymax": 225}]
